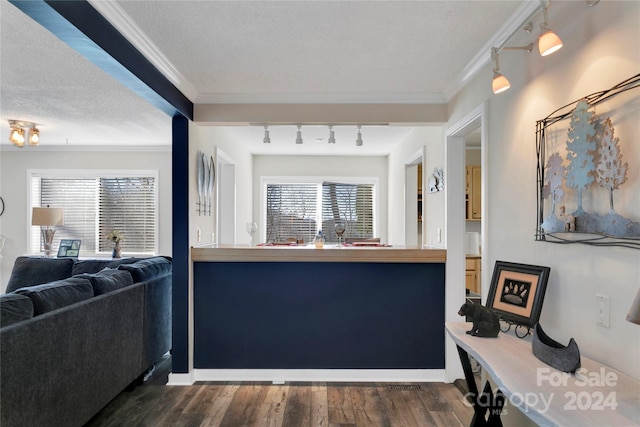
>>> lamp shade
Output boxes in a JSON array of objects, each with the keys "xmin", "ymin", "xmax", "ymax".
[
  {"xmin": 492, "ymin": 71, "xmax": 511, "ymax": 94},
  {"xmin": 538, "ymin": 30, "xmax": 563, "ymax": 56},
  {"xmin": 32, "ymin": 207, "xmax": 64, "ymax": 227},
  {"xmin": 626, "ymin": 289, "xmax": 640, "ymax": 325}
]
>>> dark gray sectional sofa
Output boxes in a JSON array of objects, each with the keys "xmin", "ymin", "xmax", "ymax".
[{"xmin": 0, "ymin": 255, "xmax": 172, "ymax": 427}]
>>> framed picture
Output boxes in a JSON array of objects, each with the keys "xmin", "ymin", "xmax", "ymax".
[
  {"xmin": 57, "ymin": 239, "xmax": 81, "ymax": 258},
  {"xmin": 486, "ymin": 261, "xmax": 550, "ymax": 329}
]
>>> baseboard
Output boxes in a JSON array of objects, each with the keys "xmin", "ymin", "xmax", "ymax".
[
  {"xmin": 190, "ymin": 369, "xmax": 446, "ymax": 384},
  {"xmin": 167, "ymin": 371, "xmax": 195, "ymax": 386}
]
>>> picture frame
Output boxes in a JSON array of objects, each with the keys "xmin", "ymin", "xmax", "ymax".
[
  {"xmin": 57, "ymin": 239, "xmax": 81, "ymax": 258},
  {"xmin": 486, "ymin": 261, "xmax": 550, "ymax": 329}
]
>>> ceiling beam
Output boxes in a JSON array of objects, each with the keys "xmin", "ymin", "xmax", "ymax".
[
  {"xmin": 10, "ymin": 0, "xmax": 193, "ymax": 120},
  {"xmin": 195, "ymin": 103, "xmax": 447, "ymax": 126}
]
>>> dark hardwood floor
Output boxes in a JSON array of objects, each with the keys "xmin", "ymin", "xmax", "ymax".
[{"xmin": 85, "ymin": 357, "xmax": 473, "ymax": 427}]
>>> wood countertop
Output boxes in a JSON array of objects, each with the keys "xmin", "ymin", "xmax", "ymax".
[{"xmin": 192, "ymin": 244, "xmax": 446, "ymax": 263}]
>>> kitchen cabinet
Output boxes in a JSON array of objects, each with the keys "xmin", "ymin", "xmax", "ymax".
[
  {"xmin": 466, "ymin": 166, "xmax": 481, "ymax": 220},
  {"xmin": 465, "ymin": 256, "xmax": 481, "ymax": 294}
]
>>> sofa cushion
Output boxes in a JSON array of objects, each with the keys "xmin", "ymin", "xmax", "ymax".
[
  {"xmin": 0, "ymin": 293, "xmax": 34, "ymax": 327},
  {"xmin": 71, "ymin": 257, "xmax": 143, "ymax": 276},
  {"xmin": 117, "ymin": 257, "xmax": 171, "ymax": 283},
  {"xmin": 14, "ymin": 277, "xmax": 94, "ymax": 315},
  {"xmin": 75, "ymin": 269, "xmax": 134, "ymax": 295},
  {"xmin": 6, "ymin": 257, "xmax": 75, "ymax": 293}
]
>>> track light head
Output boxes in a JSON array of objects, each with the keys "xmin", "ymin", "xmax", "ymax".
[
  {"xmin": 263, "ymin": 125, "xmax": 271, "ymax": 144},
  {"xmin": 356, "ymin": 125, "xmax": 363, "ymax": 147},
  {"xmin": 492, "ymin": 70, "xmax": 511, "ymax": 94},
  {"xmin": 538, "ymin": 29, "xmax": 562, "ymax": 56},
  {"xmin": 328, "ymin": 125, "xmax": 336, "ymax": 144},
  {"xmin": 490, "ymin": 48, "xmax": 511, "ymax": 94},
  {"xmin": 295, "ymin": 125, "xmax": 303, "ymax": 144},
  {"xmin": 538, "ymin": 4, "xmax": 562, "ymax": 56}
]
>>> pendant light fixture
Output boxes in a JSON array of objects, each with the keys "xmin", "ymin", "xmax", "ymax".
[
  {"xmin": 538, "ymin": 2, "xmax": 563, "ymax": 56},
  {"xmin": 263, "ymin": 125, "xmax": 271, "ymax": 144},
  {"xmin": 295, "ymin": 125, "xmax": 303, "ymax": 144},
  {"xmin": 355, "ymin": 125, "xmax": 363, "ymax": 146}
]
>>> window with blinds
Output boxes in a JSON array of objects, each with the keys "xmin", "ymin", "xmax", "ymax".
[
  {"xmin": 322, "ymin": 182, "xmax": 374, "ymax": 242},
  {"xmin": 264, "ymin": 180, "xmax": 375, "ymax": 243},
  {"xmin": 31, "ymin": 172, "xmax": 157, "ymax": 255}
]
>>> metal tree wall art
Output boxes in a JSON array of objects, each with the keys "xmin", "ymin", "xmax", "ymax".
[{"xmin": 536, "ymin": 74, "xmax": 640, "ymax": 249}]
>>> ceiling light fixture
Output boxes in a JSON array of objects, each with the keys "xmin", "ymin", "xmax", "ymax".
[
  {"xmin": 538, "ymin": 2, "xmax": 563, "ymax": 56},
  {"xmin": 263, "ymin": 125, "xmax": 271, "ymax": 144},
  {"xmin": 328, "ymin": 125, "xmax": 336, "ymax": 144},
  {"xmin": 356, "ymin": 125, "xmax": 363, "ymax": 147},
  {"xmin": 8, "ymin": 120, "xmax": 40, "ymax": 147},
  {"xmin": 295, "ymin": 125, "xmax": 303, "ymax": 144}
]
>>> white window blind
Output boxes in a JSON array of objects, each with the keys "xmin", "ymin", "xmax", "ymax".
[
  {"xmin": 265, "ymin": 183, "xmax": 318, "ymax": 243},
  {"xmin": 98, "ymin": 177, "xmax": 156, "ymax": 252},
  {"xmin": 264, "ymin": 180, "xmax": 375, "ymax": 243},
  {"xmin": 322, "ymin": 182, "xmax": 374, "ymax": 242},
  {"xmin": 31, "ymin": 172, "xmax": 157, "ymax": 255}
]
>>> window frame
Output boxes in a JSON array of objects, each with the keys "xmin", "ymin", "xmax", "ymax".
[
  {"xmin": 260, "ymin": 176, "xmax": 379, "ymax": 244},
  {"xmin": 27, "ymin": 169, "xmax": 159, "ymax": 257}
]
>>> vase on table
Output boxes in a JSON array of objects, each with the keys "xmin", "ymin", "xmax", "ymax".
[{"xmin": 112, "ymin": 241, "xmax": 122, "ymax": 258}]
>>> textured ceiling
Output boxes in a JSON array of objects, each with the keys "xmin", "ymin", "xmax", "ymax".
[{"xmin": 0, "ymin": 0, "xmax": 524, "ymax": 152}]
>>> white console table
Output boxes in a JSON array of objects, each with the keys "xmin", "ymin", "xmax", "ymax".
[{"xmin": 446, "ymin": 322, "xmax": 640, "ymax": 427}]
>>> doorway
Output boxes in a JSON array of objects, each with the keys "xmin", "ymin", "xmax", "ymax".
[
  {"xmin": 216, "ymin": 148, "xmax": 236, "ymax": 244},
  {"xmin": 405, "ymin": 148, "xmax": 424, "ymax": 246},
  {"xmin": 444, "ymin": 103, "xmax": 487, "ymax": 382}
]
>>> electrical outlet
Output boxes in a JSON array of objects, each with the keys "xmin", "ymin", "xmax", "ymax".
[
  {"xmin": 596, "ymin": 294, "xmax": 610, "ymax": 328},
  {"xmin": 437, "ymin": 228, "xmax": 442, "ymax": 243},
  {"xmin": 197, "ymin": 228, "xmax": 202, "ymax": 243}
]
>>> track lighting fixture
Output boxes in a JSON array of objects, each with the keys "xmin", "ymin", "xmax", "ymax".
[
  {"xmin": 538, "ymin": 2, "xmax": 562, "ymax": 56},
  {"xmin": 263, "ymin": 125, "xmax": 271, "ymax": 144},
  {"xmin": 295, "ymin": 125, "xmax": 303, "ymax": 144},
  {"xmin": 356, "ymin": 125, "xmax": 363, "ymax": 147},
  {"xmin": 8, "ymin": 120, "xmax": 40, "ymax": 147},
  {"xmin": 328, "ymin": 125, "xmax": 336, "ymax": 144},
  {"xmin": 489, "ymin": 0, "xmax": 576, "ymax": 94}
]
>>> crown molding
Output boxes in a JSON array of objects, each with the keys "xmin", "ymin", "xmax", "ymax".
[
  {"xmin": 443, "ymin": 1, "xmax": 541, "ymax": 101},
  {"xmin": 87, "ymin": 0, "xmax": 198, "ymax": 102},
  {"xmin": 0, "ymin": 144, "xmax": 170, "ymax": 152}
]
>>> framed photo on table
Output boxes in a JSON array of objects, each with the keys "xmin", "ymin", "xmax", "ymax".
[
  {"xmin": 57, "ymin": 239, "xmax": 81, "ymax": 258},
  {"xmin": 486, "ymin": 261, "xmax": 550, "ymax": 331}
]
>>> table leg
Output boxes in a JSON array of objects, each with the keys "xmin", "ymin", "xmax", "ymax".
[{"xmin": 456, "ymin": 344, "xmax": 504, "ymax": 427}]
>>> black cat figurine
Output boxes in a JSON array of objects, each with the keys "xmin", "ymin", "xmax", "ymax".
[{"xmin": 458, "ymin": 302, "xmax": 500, "ymax": 337}]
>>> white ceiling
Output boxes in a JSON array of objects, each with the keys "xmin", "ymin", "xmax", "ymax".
[{"xmin": 0, "ymin": 0, "xmax": 525, "ymax": 154}]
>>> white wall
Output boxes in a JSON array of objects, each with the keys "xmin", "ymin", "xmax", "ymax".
[
  {"xmin": 0, "ymin": 147, "xmax": 173, "ymax": 291},
  {"xmin": 388, "ymin": 126, "xmax": 445, "ymax": 246},
  {"xmin": 189, "ymin": 125, "xmax": 253, "ymax": 247},
  {"xmin": 449, "ymin": 0, "xmax": 640, "ymax": 380},
  {"xmin": 252, "ymin": 155, "xmax": 388, "ymax": 243}
]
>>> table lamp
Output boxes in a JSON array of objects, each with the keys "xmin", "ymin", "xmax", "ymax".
[
  {"xmin": 32, "ymin": 207, "xmax": 64, "ymax": 257},
  {"xmin": 626, "ymin": 288, "xmax": 640, "ymax": 325}
]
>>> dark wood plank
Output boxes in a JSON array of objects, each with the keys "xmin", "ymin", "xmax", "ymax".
[
  {"xmin": 311, "ymin": 382, "xmax": 329, "ymax": 426},
  {"xmin": 376, "ymin": 383, "xmax": 419, "ymax": 426},
  {"xmin": 349, "ymin": 384, "xmax": 391, "ymax": 427},
  {"xmin": 282, "ymin": 383, "xmax": 312, "ymax": 426},
  {"xmin": 327, "ymin": 383, "xmax": 356, "ymax": 425},
  {"xmin": 219, "ymin": 382, "xmax": 264, "ymax": 426}
]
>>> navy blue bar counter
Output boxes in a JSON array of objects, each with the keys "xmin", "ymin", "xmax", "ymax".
[{"xmin": 192, "ymin": 245, "xmax": 446, "ymax": 371}]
